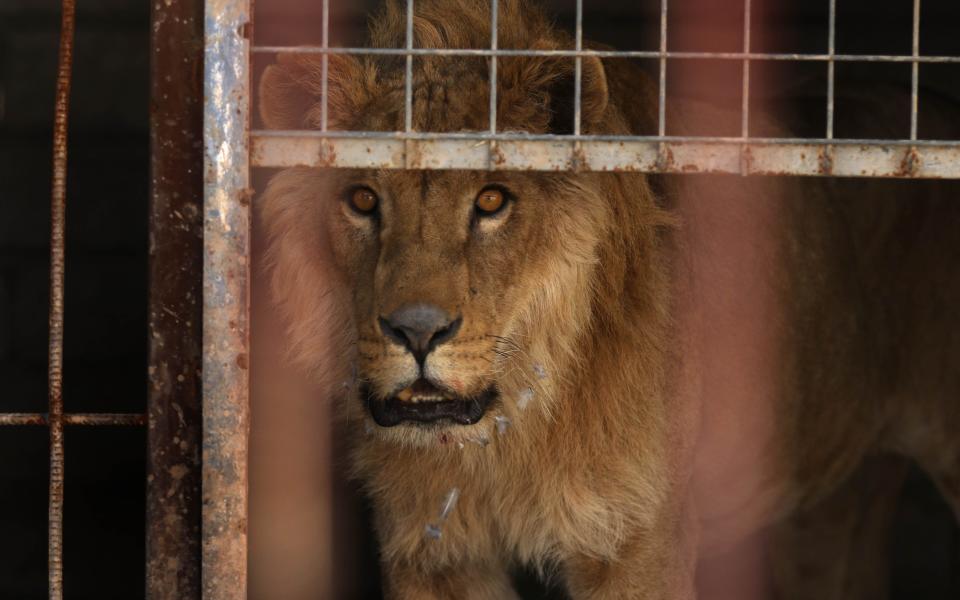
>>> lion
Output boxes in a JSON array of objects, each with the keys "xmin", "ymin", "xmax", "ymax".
[{"xmin": 256, "ymin": 1, "xmax": 960, "ymax": 598}]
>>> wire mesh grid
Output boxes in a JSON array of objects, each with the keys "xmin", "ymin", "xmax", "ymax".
[{"xmin": 250, "ymin": 0, "xmax": 960, "ymax": 178}]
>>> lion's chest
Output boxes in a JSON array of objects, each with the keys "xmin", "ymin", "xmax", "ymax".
[{"xmin": 470, "ymin": 444, "xmax": 638, "ymax": 567}]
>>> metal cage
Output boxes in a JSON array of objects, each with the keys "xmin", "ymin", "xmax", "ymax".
[
  {"xmin": 206, "ymin": 0, "xmax": 960, "ymax": 594},
  {"xmin": 248, "ymin": 0, "xmax": 960, "ymax": 177},
  {"xmin": 4, "ymin": 0, "xmax": 959, "ymax": 598}
]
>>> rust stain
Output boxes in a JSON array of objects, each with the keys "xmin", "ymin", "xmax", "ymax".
[
  {"xmin": 320, "ymin": 140, "xmax": 338, "ymax": 167},
  {"xmin": 571, "ymin": 144, "xmax": 588, "ymax": 173},
  {"xmin": 238, "ymin": 187, "xmax": 254, "ymax": 207},
  {"xmin": 490, "ymin": 142, "xmax": 506, "ymax": 168},
  {"xmin": 657, "ymin": 145, "xmax": 676, "ymax": 172},
  {"xmin": 896, "ymin": 146, "xmax": 920, "ymax": 178},
  {"xmin": 817, "ymin": 146, "xmax": 834, "ymax": 176}
]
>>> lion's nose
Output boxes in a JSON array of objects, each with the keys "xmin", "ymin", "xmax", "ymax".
[{"xmin": 378, "ymin": 303, "xmax": 462, "ymax": 363}]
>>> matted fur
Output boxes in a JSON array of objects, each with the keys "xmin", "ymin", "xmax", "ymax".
[{"xmin": 258, "ymin": 1, "xmax": 960, "ymax": 598}]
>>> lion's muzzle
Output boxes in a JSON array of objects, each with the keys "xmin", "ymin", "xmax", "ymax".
[{"xmin": 366, "ymin": 303, "xmax": 499, "ymax": 427}]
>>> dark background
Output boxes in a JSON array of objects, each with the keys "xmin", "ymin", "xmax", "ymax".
[
  {"xmin": 1, "ymin": 0, "xmax": 958, "ymax": 598},
  {"xmin": 0, "ymin": 0, "xmax": 149, "ymax": 598}
]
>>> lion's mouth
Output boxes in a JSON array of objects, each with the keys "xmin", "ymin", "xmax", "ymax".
[{"xmin": 364, "ymin": 378, "xmax": 497, "ymax": 427}]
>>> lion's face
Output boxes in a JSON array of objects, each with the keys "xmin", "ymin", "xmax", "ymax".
[
  {"xmin": 259, "ymin": 2, "xmax": 624, "ymax": 445},
  {"xmin": 271, "ymin": 165, "xmax": 607, "ymax": 445}
]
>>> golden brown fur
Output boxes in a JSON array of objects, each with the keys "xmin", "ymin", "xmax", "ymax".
[{"xmin": 257, "ymin": 1, "xmax": 960, "ymax": 597}]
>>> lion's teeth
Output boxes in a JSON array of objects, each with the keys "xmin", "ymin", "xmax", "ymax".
[
  {"xmin": 411, "ymin": 395, "xmax": 445, "ymax": 402},
  {"xmin": 395, "ymin": 386, "xmax": 455, "ymax": 403}
]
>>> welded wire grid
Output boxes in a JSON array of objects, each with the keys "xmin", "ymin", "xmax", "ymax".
[
  {"xmin": 0, "ymin": 1, "xmax": 145, "ymax": 598},
  {"xmin": 250, "ymin": 0, "xmax": 960, "ymax": 178}
]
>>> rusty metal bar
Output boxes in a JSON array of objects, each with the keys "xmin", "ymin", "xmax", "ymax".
[
  {"xmin": 47, "ymin": 0, "xmax": 75, "ymax": 596},
  {"xmin": 251, "ymin": 133, "xmax": 960, "ymax": 178},
  {"xmin": 251, "ymin": 46, "xmax": 960, "ymax": 63},
  {"xmin": 203, "ymin": 0, "xmax": 251, "ymax": 597},
  {"xmin": 147, "ymin": 0, "xmax": 204, "ymax": 597},
  {"xmin": 0, "ymin": 413, "xmax": 146, "ymax": 426}
]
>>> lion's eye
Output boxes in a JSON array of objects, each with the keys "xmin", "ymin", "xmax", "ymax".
[
  {"xmin": 348, "ymin": 187, "xmax": 379, "ymax": 215},
  {"xmin": 475, "ymin": 188, "xmax": 507, "ymax": 216}
]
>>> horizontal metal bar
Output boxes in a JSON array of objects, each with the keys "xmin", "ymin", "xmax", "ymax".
[
  {"xmin": 251, "ymin": 134, "xmax": 960, "ymax": 178},
  {"xmin": 251, "ymin": 45, "xmax": 960, "ymax": 64},
  {"xmin": 0, "ymin": 413, "xmax": 147, "ymax": 426},
  {"xmin": 252, "ymin": 129, "xmax": 960, "ymax": 147}
]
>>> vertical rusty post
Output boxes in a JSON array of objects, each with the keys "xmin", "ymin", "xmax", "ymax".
[
  {"xmin": 48, "ymin": 0, "xmax": 76, "ymax": 598},
  {"xmin": 147, "ymin": 0, "xmax": 204, "ymax": 597},
  {"xmin": 203, "ymin": 0, "xmax": 251, "ymax": 597}
]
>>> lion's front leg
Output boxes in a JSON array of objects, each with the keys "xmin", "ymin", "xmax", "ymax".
[{"xmin": 383, "ymin": 560, "xmax": 520, "ymax": 600}]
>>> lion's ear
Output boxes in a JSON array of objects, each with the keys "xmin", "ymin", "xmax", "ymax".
[
  {"xmin": 545, "ymin": 55, "xmax": 609, "ymax": 134},
  {"xmin": 258, "ymin": 53, "xmax": 369, "ymax": 130},
  {"xmin": 579, "ymin": 55, "xmax": 610, "ymax": 128}
]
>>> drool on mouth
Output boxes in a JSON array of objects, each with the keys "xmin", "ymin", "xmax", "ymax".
[{"xmin": 364, "ymin": 378, "xmax": 498, "ymax": 427}]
